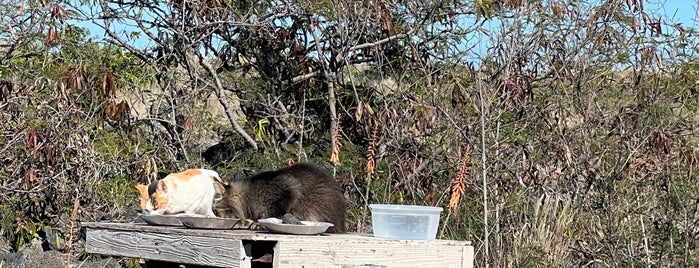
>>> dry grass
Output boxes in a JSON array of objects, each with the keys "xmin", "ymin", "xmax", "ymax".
[{"xmin": 507, "ymin": 194, "xmax": 576, "ymax": 267}]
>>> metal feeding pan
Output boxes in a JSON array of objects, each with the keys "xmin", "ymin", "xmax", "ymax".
[
  {"xmin": 257, "ymin": 218, "xmax": 334, "ymax": 235},
  {"xmin": 179, "ymin": 216, "xmax": 242, "ymax": 230},
  {"xmin": 139, "ymin": 214, "xmax": 183, "ymax": 227}
]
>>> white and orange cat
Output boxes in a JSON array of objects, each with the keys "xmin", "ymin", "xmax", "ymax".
[{"xmin": 135, "ymin": 168, "xmax": 224, "ymax": 217}]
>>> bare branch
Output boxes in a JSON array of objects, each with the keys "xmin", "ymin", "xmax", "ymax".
[
  {"xmin": 347, "ymin": 33, "xmax": 410, "ymax": 52},
  {"xmin": 195, "ymin": 51, "xmax": 259, "ymax": 151}
]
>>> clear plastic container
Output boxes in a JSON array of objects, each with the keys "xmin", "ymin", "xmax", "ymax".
[{"xmin": 369, "ymin": 204, "xmax": 443, "ymax": 240}]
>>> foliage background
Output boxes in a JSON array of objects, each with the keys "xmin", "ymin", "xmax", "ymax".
[{"xmin": 1, "ymin": 0, "xmax": 699, "ymax": 266}]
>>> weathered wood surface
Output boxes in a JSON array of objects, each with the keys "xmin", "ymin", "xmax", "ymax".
[
  {"xmin": 82, "ymin": 222, "xmax": 259, "ymax": 239},
  {"xmin": 85, "ymin": 227, "xmax": 245, "ymax": 268},
  {"xmin": 83, "ymin": 222, "xmax": 474, "ymax": 268},
  {"xmin": 268, "ymin": 234, "xmax": 472, "ymax": 267}
]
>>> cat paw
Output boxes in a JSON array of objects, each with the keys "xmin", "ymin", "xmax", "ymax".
[
  {"xmin": 233, "ymin": 218, "xmax": 255, "ymax": 229},
  {"xmin": 245, "ymin": 219, "xmax": 266, "ymax": 231},
  {"xmin": 282, "ymin": 213, "xmax": 302, "ymax": 224}
]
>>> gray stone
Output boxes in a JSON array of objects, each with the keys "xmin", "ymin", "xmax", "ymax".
[{"xmin": 0, "ymin": 238, "xmax": 119, "ymax": 268}]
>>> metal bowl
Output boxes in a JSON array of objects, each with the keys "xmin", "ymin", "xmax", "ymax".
[
  {"xmin": 179, "ymin": 216, "xmax": 242, "ymax": 229},
  {"xmin": 257, "ymin": 218, "xmax": 334, "ymax": 235},
  {"xmin": 139, "ymin": 214, "xmax": 183, "ymax": 227}
]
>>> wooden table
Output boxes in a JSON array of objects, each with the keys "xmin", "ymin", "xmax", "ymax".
[{"xmin": 83, "ymin": 222, "xmax": 474, "ymax": 268}]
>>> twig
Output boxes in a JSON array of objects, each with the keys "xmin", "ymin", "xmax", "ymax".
[
  {"xmin": 196, "ymin": 51, "xmax": 259, "ymax": 151},
  {"xmin": 164, "ymin": 71, "xmax": 190, "ymax": 162},
  {"xmin": 286, "ymin": 71, "xmax": 320, "ymax": 85},
  {"xmin": 637, "ymin": 189, "xmax": 652, "ymax": 265},
  {"xmin": 65, "ymin": 191, "xmax": 80, "ymax": 268},
  {"xmin": 346, "ymin": 33, "xmax": 409, "ymax": 52},
  {"xmin": 477, "ymin": 76, "xmax": 490, "ymax": 267},
  {"xmin": 297, "ymin": 87, "xmax": 307, "ymax": 160},
  {"xmin": 309, "ymin": 25, "xmax": 339, "ymax": 164}
]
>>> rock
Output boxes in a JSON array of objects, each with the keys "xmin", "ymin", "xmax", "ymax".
[
  {"xmin": 0, "ymin": 238, "xmax": 125, "ymax": 268},
  {"xmin": 23, "ymin": 246, "xmax": 65, "ymax": 268},
  {"xmin": 0, "ymin": 238, "xmax": 64, "ymax": 268},
  {"xmin": 77, "ymin": 257, "xmax": 122, "ymax": 268},
  {"xmin": 43, "ymin": 226, "xmax": 62, "ymax": 251},
  {"xmin": 0, "ymin": 232, "xmax": 11, "ymax": 253},
  {"xmin": 0, "ymin": 251, "xmax": 23, "ymax": 267}
]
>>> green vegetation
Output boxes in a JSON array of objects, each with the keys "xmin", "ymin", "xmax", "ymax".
[{"xmin": 1, "ymin": 0, "xmax": 698, "ymax": 266}]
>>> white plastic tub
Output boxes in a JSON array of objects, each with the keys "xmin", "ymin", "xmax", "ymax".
[{"xmin": 369, "ymin": 204, "xmax": 443, "ymax": 240}]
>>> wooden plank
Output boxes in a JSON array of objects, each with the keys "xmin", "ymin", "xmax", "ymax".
[
  {"xmin": 83, "ymin": 222, "xmax": 475, "ymax": 268},
  {"xmin": 269, "ymin": 235, "xmax": 472, "ymax": 267},
  {"xmin": 82, "ymin": 222, "xmax": 258, "ymax": 240},
  {"xmin": 463, "ymin": 244, "xmax": 475, "ymax": 268},
  {"xmin": 86, "ymin": 228, "xmax": 245, "ymax": 268},
  {"xmin": 252, "ymin": 231, "xmax": 471, "ymax": 245}
]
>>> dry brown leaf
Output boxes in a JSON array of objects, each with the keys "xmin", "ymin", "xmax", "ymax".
[
  {"xmin": 27, "ymin": 128, "xmax": 38, "ymax": 158},
  {"xmin": 448, "ymin": 144, "xmax": 470, "ymax": 210},
  {"xmin": 330, "ymin": 120, "xmax": 343, "ymax": 165}
]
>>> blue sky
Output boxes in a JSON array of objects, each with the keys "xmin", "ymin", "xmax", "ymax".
[
  {"xmin": 73, "ymin": 1, "xmax": 698, "ymax": 56},
  {"xmin": 656, "ymin": 0, "xmax": 697, "ymax": 26}
]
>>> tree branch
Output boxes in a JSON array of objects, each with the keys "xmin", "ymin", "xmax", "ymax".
[
  {"xmin": 281, "ymin": 71, "xmax": 320, "ymax": 86},
  {"xmin": 195, "ymin": 51, "xmax": 259, "ymax": 151},
  {"xmin": 310, "ymin": 27, "xmax": 339, "ymax": 164},
  {"xmin": 346, "ymin": 32, "xmax": 409, "ymax": 52}
]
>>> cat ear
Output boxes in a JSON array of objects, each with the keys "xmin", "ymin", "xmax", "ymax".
[
  {"xmin": 135, "ymin": 184, "xmax": 146, "ymax": 193},
  {"xmin": 157, "ymin": 180, "xmax": 168, "ymax": 193},
  {"xmin": 212, "ymin": 175, "xmax": 228, "ymax": 186}
]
